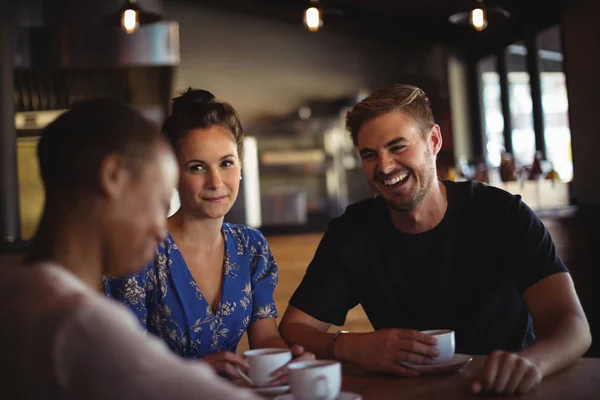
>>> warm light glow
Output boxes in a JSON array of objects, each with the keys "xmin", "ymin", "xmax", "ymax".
[
  {"xmin": 470, "ymin": 8, "xmax": 487, "ymax": 31},
  {"xmin": 304, "ymin": 7, "xmax": 322, "ymax": 32},
  {"xmin": 122, "ymin": 8, "xmax": 139, "ymax": 34}
]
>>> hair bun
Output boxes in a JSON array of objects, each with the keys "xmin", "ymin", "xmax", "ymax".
[{"xmin": 172, "ymin": 88, "xmax": 215, "ymax": 113}]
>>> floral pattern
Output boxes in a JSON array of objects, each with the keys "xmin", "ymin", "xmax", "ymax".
[{"xmin": 104, "ymin": 223, "xmax": 278, "ymax": 359}]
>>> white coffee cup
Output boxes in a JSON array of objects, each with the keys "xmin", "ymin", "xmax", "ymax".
[
  {"xmin": 421, "ymin": 329, "xmax": 455, "ymax": 364},
  {"xmin": 238, "ymin": 348, "xmax": 292, "ymax": 388},
  {"xmin": 287, "ymin": 360, "xmax": 341, "ymax": 400}
]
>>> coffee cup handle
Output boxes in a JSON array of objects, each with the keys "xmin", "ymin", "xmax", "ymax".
[
  {"xmin": 236, "ymin": 366, "xmax": 253, "ymax": 386},
  {"xmin": 314, "ymin": 375, "xmax": 330, "ymax": 400}
]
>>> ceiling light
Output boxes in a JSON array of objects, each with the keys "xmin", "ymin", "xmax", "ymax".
[
  {"xmin": 470, "ymin": 7, "xmax": 487, "ymax": 31},
  {"xmin": 304, "ymin": 1, "xmax": 323, "ymax": 32},
  {"xmin": 104, "ymin": 0, "xmax": 162, "ymax": 34},
  {"xmin": 449, "ymin": 0, "xmax": 508, "ymax": 32},
  {"xmin": 122, "ymin": 6, "xmax": 139, "ymax": 34}
]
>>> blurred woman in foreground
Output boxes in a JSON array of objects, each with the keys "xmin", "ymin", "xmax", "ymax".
[{"xmin": 0, "ymin": 99, "xmax": 259, "ymax": 399}]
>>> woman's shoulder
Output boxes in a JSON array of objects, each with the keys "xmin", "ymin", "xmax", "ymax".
[
  {"xmin": 157, "ymin": 231, "xmax": 176, "ymax": 253},
  {"xmin": 223, "ymin": 223, "xmax": 268, "ymax": 244}
]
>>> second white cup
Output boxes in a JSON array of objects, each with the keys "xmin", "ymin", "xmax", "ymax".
[
  {"xmin": 287, "ymin": 360, "xmax": 342, "ymax": 400},
  {"xmin": 421, "ymin": 329, "xmax": 455, "ymax": 364}
]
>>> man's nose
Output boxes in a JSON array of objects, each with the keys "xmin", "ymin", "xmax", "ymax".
[{"xmin": 378, "ymin": 153, "xmax": 396, "ymax": 174}]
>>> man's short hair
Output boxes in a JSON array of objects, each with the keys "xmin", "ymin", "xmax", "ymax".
[{"xmin": 346, "ymin": 84, "xmax": 435, "ymax": 145}]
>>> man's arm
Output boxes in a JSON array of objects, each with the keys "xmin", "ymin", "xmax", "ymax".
[
  {"xmin": 472, "ymin": 272, "xmax": 590, "ymax": 395},
  {"xmin": 280, "ymin": 209, "xmax": 438, "ymax": 375},
  {"xmin": 520, "ymin": 272, "xmax": 591, "ymax": 376},
  {"xmin": 471, "ymin": 193, "xmax": 591, "ymax": 395},
  {"xmin": 279, "ymin": 305, "xmax": 334, "ymax": 359},
  {"xmin": 279, "ymin": 305, "xmax": 437, "ymax": 376}
]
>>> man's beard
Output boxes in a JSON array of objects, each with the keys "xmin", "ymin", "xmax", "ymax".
[{"xmin": 387, "ymin": 156, "xmax": 436, "ymax": 212}]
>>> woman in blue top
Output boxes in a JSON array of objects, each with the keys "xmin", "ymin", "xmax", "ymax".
[{"xmin": 104, "ymin": 88, "xmax": 312, "ymax": 383}]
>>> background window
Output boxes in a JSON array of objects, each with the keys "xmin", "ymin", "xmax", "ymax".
[
  {"xmin": 480, "ymin": 55, "xmax": 504, "ymax": 168},
  {"xmin": 507, "ymin": 42, "xmax": 536, "ymax": 168},
  {"xmin": 538, "ymin": 26, "xmax": 573, "ymax": 182}
]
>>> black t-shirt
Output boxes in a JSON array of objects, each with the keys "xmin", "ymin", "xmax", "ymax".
[{"xmin": 289, "ymin": 180, "xmax": 568, "ymax": 355}]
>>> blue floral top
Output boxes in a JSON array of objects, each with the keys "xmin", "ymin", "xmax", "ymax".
[{"xmin": 103, "ymin": 223, "xmax": 279, "ymax": 359}]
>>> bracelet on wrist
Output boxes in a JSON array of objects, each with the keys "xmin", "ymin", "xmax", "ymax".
[{"xmin": 328, "ymin": 330, "xmax": 349, "ymax": 360}]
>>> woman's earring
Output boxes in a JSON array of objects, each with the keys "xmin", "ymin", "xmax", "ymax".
[{"xmin": 239, "ymin": 175, "xmax": 243, "ymax": 181}]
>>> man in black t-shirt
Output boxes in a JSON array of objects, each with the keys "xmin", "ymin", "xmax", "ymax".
[{"xmin": 279, "ymin": 84, "xmax": 591, "ymax": 395}]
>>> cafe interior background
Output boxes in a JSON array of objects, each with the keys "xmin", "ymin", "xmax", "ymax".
[{"xmin": 1, "ymin": 0, "xmax": 599, "ymax": 356}]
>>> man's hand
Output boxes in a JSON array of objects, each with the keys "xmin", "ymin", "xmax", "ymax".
[
  {"xmin": 471, "ymin": 350, "xmax": 542, "ymax": 395},
  {"xmin": 342, "ymin": 329, "xmax": 439, "ymax": 376}
]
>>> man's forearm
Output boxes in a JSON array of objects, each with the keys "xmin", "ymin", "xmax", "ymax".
[
  {"xmin": 518, "ymin": 314, "xmax": 591, "ymax": 377},
  {"xmin": 280, "ymin": 322, "xmax": 367, "ymax": 364},
  {"xmin": 280, "ymin": 322, "xmax": 336, "ymax": 359}
]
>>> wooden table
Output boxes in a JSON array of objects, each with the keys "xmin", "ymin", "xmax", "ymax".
[{"xmin": 341, "ymin": 356, "xmax": 600, "ymax": 399}]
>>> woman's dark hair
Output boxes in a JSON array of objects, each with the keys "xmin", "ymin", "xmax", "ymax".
[
  {"xmin": 162, "ymin": 88, "xmax": 244, "ymax": 157},
  {"xmin": 37, "ymin": 98, "xmax": 164, "ymax": 198}
]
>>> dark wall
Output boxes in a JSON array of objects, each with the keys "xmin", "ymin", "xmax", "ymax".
[
  {"xmin": 163, "ymin": 2, "xmax": 451, "ymax": 126},
  {"xmin": 561, "ymin": 0, "xmax": 600, "ymax": 356},
  {"xmin": 562, "ymin": 0, "xmax": 600, "ymax": 207},
  {"xmin": 14, "ymin": 0, "xmax": 163, "ymax": 26}
]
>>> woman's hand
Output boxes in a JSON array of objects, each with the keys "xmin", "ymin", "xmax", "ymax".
[
  {"xmin": 268, "ymin": 344, "xmax": 316, "ymax": 386},
  {"xmin": 201, "ymin": 351, "xmax": 249, "ymax": 380}
]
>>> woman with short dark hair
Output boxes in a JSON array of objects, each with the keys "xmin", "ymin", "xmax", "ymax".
[{"xmin": 0, "ymin": 98, "xmax": 259, "ymax": 399}]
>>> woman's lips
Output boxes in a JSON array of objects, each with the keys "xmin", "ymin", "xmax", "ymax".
[{"xmin": 202, "ymin": 196, "xmax": 227, "ymax": 203}]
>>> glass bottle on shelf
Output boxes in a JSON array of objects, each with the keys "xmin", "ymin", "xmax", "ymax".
[
  {"xmin": 528, "ymin": 151, "xmax": 544, "ymax": 180},
  {"xmin": 500, "ymin": 151, "xmax": 517, "ymax": 182}
]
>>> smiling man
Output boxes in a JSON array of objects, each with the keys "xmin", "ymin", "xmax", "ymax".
[{"xmin": 279, "ymin": 84, "xmax": 591, "ymax": 395}]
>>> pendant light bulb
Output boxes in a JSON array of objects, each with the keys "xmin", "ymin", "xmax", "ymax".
[
  {"xmin": 121, "ymin": 1, "xmax": 140, "ymax": 34},
  {"xmin": 304, "ymin": 6, "xmax": 323, "ymax": 32},
  {"xmin": 470, "ymin": 7, "xmax": 488, "ymax": 31}
]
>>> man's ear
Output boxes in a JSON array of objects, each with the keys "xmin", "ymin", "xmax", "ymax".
[
  {"xmin": 98, "ymin": 153, "xmax": 130, "ymax": 200},
  {"xmin": 429, "ymin": 124, "xmax": 443, "ymax": 157}
]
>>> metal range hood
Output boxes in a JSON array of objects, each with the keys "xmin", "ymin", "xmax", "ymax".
[
  {"xmin": 12, "ymin": 0, "xmax": 179, "ymax": 125},
  {"xmin": 6, "ymin": 0, "xmax": 181, "ymax": 244},
  {"xmin": 13, "ymin": 22, "xmax": 179, "ymax": 70}
]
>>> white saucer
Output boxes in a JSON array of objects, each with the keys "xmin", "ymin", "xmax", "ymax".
[
  {"xmin": 252, "ymin": 385, "xmax": 290, "ymax": 396},
  {"xmin": 401, "ymin": 353, "xmax": 472, "ymax": 374},
  {"xmin": 274, "ymin": 392, "xmax": 362, "ymax": 400}
]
